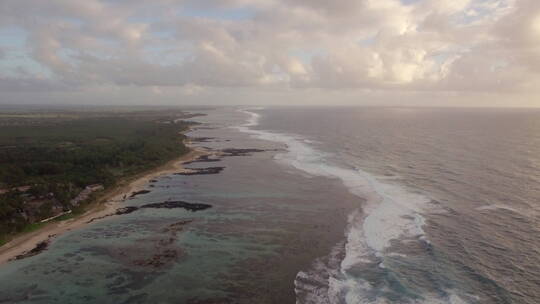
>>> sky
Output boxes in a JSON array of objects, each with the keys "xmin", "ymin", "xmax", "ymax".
[{"xmin": 0, "ymin": 0, "xmax": 539, "ymax": 107}]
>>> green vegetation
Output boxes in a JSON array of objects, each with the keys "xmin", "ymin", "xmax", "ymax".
[
  {"xmin": 0, "ymin": 108, "xmax": 198, "ymax": 243},
  {"xmin": 20, "ymin": 222, "xmax": 46, "ymax": 234},
  {"xmin": 52, "ymin": 213, "xmax": 76, "ymax": 222}
]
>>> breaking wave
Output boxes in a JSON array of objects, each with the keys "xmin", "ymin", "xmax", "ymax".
[{"xmin": 234, "ymin": 108, "xmax": 471, "ymax": 303}]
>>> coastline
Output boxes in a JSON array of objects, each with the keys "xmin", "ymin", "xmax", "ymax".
[
  {"xmin": 0, "ymin": 147, "xmax": 207, "ymax": 265},
  {"xmin": 0, "ymin": 108, "xmax": 368, "ymax": 303}
]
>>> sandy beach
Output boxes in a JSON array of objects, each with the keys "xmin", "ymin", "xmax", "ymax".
[{"xmin": 0, "ymin": 148, "xmax": 207, "ymax": 265}]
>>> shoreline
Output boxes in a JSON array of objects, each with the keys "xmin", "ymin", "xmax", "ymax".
[{"xmin": 0, "ymin": 147, "xmax": 207, "ymax": 265}]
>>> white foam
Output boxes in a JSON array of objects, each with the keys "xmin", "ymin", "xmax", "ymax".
[
  {"xmin": 235, "ymin": 108, "xmax": 429, "ymax": 254},
  {"xmin": 475, "ymin": 204, "xmax": 518, "ymax": 213},
  {"xmin": 234, "ymin": 109, "xmax": 461, "ymax": 304}
]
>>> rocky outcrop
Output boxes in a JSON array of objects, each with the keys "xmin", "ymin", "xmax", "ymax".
[
  {"xmin": 219, "ymin": 148, "xmax": 266, "ymax": 156},
  {"xmin": 129, "ymin": 190, "xmax": 151, "ymax": 198},
  {"xmin": 88, "ymin": 201, "xmax": 212, "ymax": 223},
  {"xmin": 174, "ymin": 167, "xmax": 225, "ymax": 175},
  {"xmin": 12, "ymin": 238, "xmax": 53, "ymax": 261},
  {"xmin": 140, "ymin": 201, "xmax": 212, "ymax": 211},
  {"xmin": 183, "ymin": 154, "xmax": 221, "ymax": 164},
  {"xmin": 189, "ymin": 137, "xmax": 215, "ymax": 143}
]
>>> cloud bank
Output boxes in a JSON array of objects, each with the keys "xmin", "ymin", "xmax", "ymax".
[{"xmin": 0, "ymin": 0, "xmax": 539, "ymax": 106}]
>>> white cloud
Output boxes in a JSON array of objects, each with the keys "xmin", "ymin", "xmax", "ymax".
[{"xmin": 0, "ymin": 0, "xmax": 539, "ymax": 106}]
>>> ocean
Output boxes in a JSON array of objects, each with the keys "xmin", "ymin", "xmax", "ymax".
[{"xmin": 0, "ymin": 107, "xmax": 538, "ymax": 303}]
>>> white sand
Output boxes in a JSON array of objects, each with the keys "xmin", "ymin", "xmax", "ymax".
[{"xmin": 0, "ymin": 148, "xmax": 207, "ymax": 265}]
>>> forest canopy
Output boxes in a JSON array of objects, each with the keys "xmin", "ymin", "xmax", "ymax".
[{"xmin": 0, "ymin": 108, "xmax": 198, "ymax": 242}]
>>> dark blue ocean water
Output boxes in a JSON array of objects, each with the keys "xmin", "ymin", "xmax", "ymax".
[
  {"xmin": 252, "ymin": 107, "xmax": 540, "ymax": 304},
  {"xmin": 0, "ymin": 107, "xmax": 538, "ymax": 304}
]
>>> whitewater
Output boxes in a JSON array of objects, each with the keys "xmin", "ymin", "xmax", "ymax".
[{"xmin": 235, "ymin": 108, "xmax": 470, "ymax": 304}]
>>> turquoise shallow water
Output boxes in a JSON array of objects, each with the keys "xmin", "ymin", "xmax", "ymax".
[
  {"xmin": 2, "ymin": 107, "xmax": 538, "ymax": 304},
  {"xmin": 0, "ymin": 108, "xmax": 359, "ymax": 303}
]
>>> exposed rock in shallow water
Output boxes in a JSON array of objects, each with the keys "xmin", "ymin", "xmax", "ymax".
[
  {"xmin": 183, "ymin": 154, "xmax": 222, "ymax": 165},
  {"xmin": 220, "ymin": 148, "xmax": 266, "ymax": 156},
  {"xmin": 87, "ymin": 201, "xmax": 211, "ymax": 223},
  {"xmin": 116, "ymin": 201, "xmax": 211, "ymax": 215},
  {"xmin": 129, "ymin": 190, "xmax": 151, "ymax": 198},
  {"xmin": 140, "ymin": 201, "xmax": 212, "ymax": 211},
  {"xmin": 174, "ymin": 167, "xmax": 225, "ymax": 175},
  {"xmin": 13, "ymin": 239, "xmax": 50, "ymax": 260},
  {"xmin": 115, "ymin": 206, "xmax": 139, "ymax": 215},
  {"xmin": 190, "ymin": 137, "xmax": 215, "ymax": 143}
]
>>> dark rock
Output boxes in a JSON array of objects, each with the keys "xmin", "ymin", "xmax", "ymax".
[
  {"xmin": 93, "ymin": 201, "xmax": 211, "ymax": 223},
  {"xmin": 220, "ymin": 148, "xmax": 266, "ymax": 156},
  {"xmin": 174, "ymin": 167, "xmax": 225, "ymax": 176},
  {"xmin": 115, "ymin": 206, "xmax": 139, "ymax": 215},
  {"xmin": 183, "ymin": 154, "xmax": 222, "ymax": 164},
  {"xmin": 86, "ymin": 201, "xmax": 210, "ymax": 225},
  {"xmin": 140, "ymin": 201, "xmax": 212, "ymax": 212},
  {"xmin": 190, "ymin": 137, "xmax": 215, "ymax": 143},
  {"xmin": 129, "ymin": 190, "xmax": 151, "ymax": 198},
  {"xmin": 13, "ymin": 240, "xmax": 50, "ymax": 260}
]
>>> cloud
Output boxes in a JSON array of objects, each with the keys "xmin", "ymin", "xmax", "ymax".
[{"xmin": 0, "ymin": 0, "xmax": 539, "ymax": 106}]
